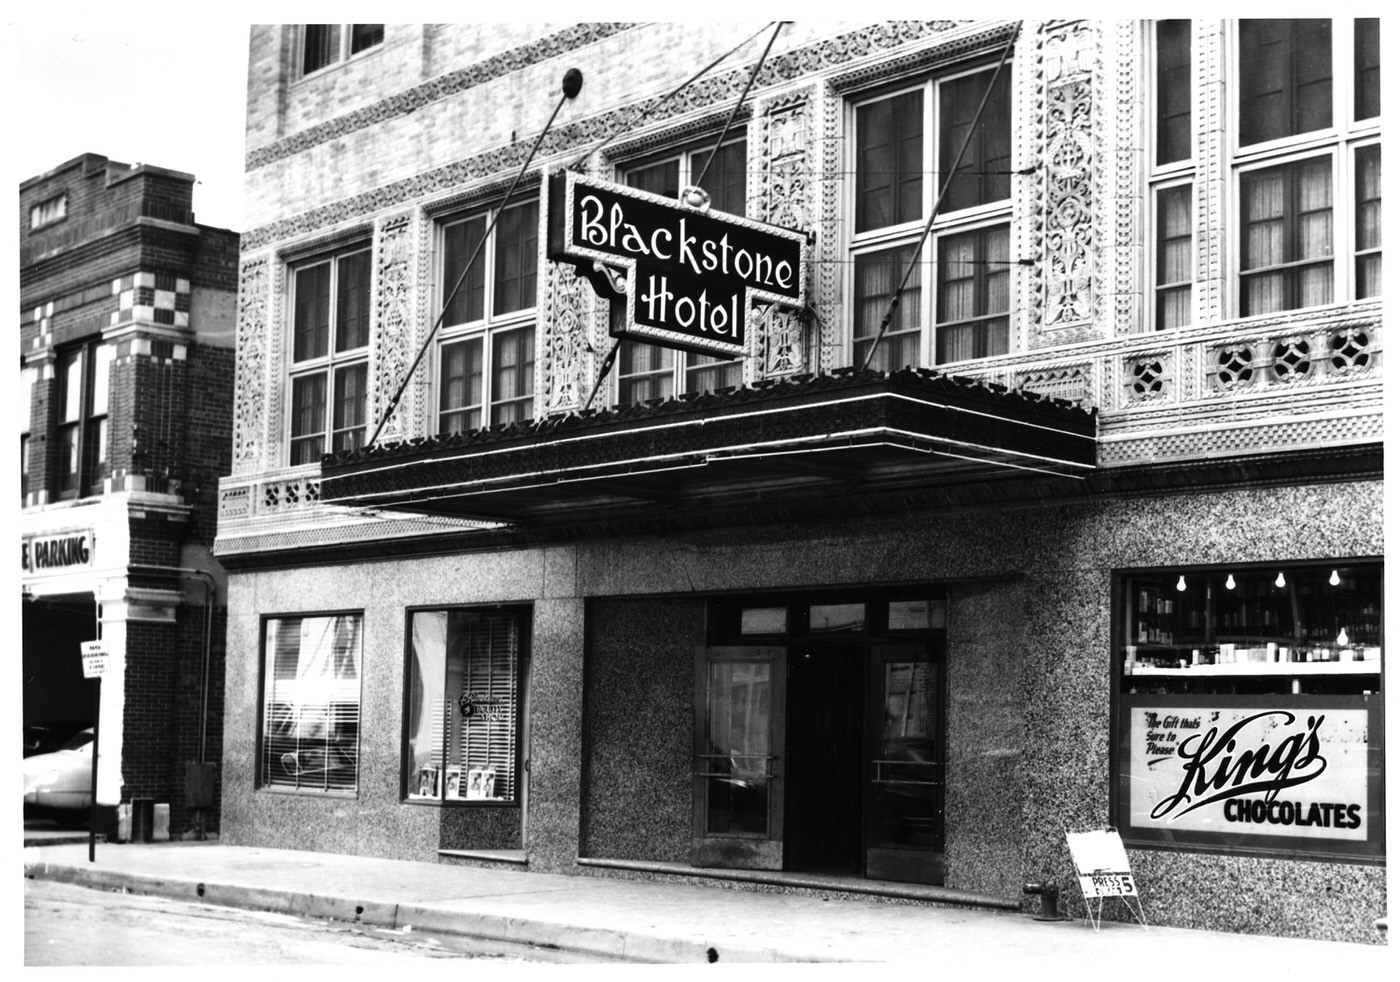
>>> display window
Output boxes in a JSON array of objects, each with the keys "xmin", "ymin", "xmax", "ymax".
[
  {"xmin": 1112, "ymin": 562, "xmax": 1383, "ymax": 862},
  {"xmin": 404, "ymin": 607, "xmax": 527, "ymax": 805}
]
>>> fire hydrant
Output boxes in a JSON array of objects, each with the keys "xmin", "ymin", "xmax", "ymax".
[{"xmin": 1023, "ymin": 879, "xmax": 1068, "ymax": 921}]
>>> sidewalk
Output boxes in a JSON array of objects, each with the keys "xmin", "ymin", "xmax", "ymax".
[{"xmin": 23, "ymin": 841, "xmax": 1389, "ymax": 965}]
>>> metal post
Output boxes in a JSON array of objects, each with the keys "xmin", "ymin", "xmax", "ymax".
[{"xmin": 88, "ymin": 676, "xmax": 100, "ymax": 862}]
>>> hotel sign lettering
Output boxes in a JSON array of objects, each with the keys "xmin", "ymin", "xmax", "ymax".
[{"xmin": 547, "ymin": 171, "xmax": 807, "ymax": 357}]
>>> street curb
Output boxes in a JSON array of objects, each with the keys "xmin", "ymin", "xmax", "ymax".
[{"xmin": 23, "ymin": 860, "xmax": 821, "ymax": 963}]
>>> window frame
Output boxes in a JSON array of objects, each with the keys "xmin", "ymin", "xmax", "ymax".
[
  {"xmin": 53, "ymin": 340, "xmax": 113, "ymax": 499},
  {"xmin": 613, "ymin": 136, "xmax": 750, "ymax": 405},
  {"xmin": 29, "ymin": 194, "xmax": 67, "ymax": 230},
  {"xmin": 286, "ymin": 244, "xmax": 372, "ymax": 466},
  {"xmin": 434, "ymin": 197, "xmax": 540, "ymax": 435},
  {"xmin": 1230, "ymin": 18, "xmax": 1381, "ymax": 317},
  {"xmin": 401, "ymin": 604, "xmax": 530, "ymax": 808},
  {"xmin": 257, "ymin": 611, "xmax": 364, "ymax": 796},
  {"xmin": 298, "ymin": 24, "xmax": 384, "ymax": 78},
  {"xmin": 846, "ymin": 58, "xmax": 1015, "ymax": 369}
]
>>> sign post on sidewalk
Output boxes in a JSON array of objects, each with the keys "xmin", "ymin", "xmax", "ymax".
[{"xmin": 80, "ymin": 640, "xmax": 107, "ymax": 863}]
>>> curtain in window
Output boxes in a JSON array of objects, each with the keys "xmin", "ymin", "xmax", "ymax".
[
  {"xmin": 439, "ymin": 338, "xmax": 484, "ymax": 434},
  {"xmin": 1156, "ymin": 186, "xmax": 1193, "ymax": 329},
  {"xmin": 854, "ymin": 245, "xmax": 921, "ymax": 371},
  {"xmin": 1242, "ymin": 157, "xmax": 1332, "ymax": 314},
  {"xmin": 493, "ymin": 202, "xmax": 539, "ymax": 316},
  {"xmin": 262, "ymin": 615, "xmax": 362, "ymax": 792},
  {"xmin": 619, "ymin": 341, "xmax": 675, "ymax": 403},
  {"xmin": 936, "ymin": 226, "xmax": 1009, "ymax": 362},
  {"xmin": 490, "ymin": 326, "xmax": 535, "ymax": 425},
  {"xmin": 684, "ymin": 353, "xmax": 743, "ymax": 395},
  {"xmin": 407, "ymin": 612, "xmax": 448, "ymax": 798},
  {"xmin": 290, "ymin": 374, "xmax": 326, "ymax": 464},
  {"xmin": 302, "ymin": 25, "xmax": 338, "ymax": 75},
  {"xmin": 332, "ymin": 364, "xmax": 366, "ymax": 452}
]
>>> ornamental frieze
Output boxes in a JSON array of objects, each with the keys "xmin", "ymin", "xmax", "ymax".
[
  {"xmin": 232, "ymin": 257, "xmax": 268, "ymax": 471},
  {"xmin": 371, "ymin": 215, "xmax": 415, "ymax": 444}
]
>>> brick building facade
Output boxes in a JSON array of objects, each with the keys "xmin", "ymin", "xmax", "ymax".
[
  {"xmin": 217, "ymin": 23, "xmax": 1381, "ymax": 942},
  {"xmin": 21, "ymin": 153, "xmax": 236, "ymax": 837}
]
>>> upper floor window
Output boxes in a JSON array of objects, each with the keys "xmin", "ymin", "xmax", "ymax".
[
  {"xmin": 29, "ymin": 194, "xmax": 67, "ymax": 230},
  {"xmin": 1235, "ymin": 19, "xmax": 1379, "ymax": 316},
  {"xmin": 288, "ymin": 246, "xmax": 370, "ymax": 465},
  {"xmin": 20, "ymin": 365, "xmax": 36, "ymax": 503},
  {"xmin": 55, "ymin": 341, "xmax": 113, "ymax": 499},
  {"xmin": 850, "ymin": 62, "xmax": 1012, "ymax": 368},
  {"xmin": 301, "ymin": 24, "xmax": 383, "ymax": 76},
  {"xmin": 1155, "ymin": 21, "xmax": 1192, "ymax": 166},
  {"xmin": 437, "ymin": 199, "xmax": 538, "ymax": 433},
  {"xmin": 617, "ymin": 138, "xmax": 748, "ymax": 405}
]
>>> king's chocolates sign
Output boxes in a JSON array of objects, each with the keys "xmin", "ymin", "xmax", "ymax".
[
  {"xmin": 1118, "ymin": 694, "xmax": 1382, "ymax": 860},
  {"xmin": 548, "ymin": 172, "xmax": 807, "ymax": 357}
]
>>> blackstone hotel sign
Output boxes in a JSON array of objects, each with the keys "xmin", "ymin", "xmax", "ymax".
[
  {"xmin": 1117, "ymin": 694, "xmax": 1383, "ymax": 861},
  {"xmin": 548, "ymin": 171, "xmax": 808, "ymax": 357}
]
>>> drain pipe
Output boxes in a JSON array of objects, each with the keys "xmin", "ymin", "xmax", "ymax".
[{"xmin": 128, "ymin": 564, "xmax": 217, "ymax": 764}]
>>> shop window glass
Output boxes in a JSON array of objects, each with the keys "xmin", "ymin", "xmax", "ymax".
[
  {"xmin": 260, "ymin": 614, "xmax": 362, "ymax": 793},
  {"xmin": 406, "ymin": 609, "xmax": 523, "ymax": 804}
]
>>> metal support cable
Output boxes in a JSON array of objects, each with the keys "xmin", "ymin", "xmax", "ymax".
[
  {"xmin": 567, "ymin": 22, "xmax": 775, "ymax": 172},
  {"xmin": 860, "ymin": 22, "xmax": 1021, "ymax": 373},
  {"xmin": 693, "ymin": 21, "xmax": 786, "ymax": 191},
  {"xmin": 366, "ymin": 69, "xmax": 583, "ymax": 451}
]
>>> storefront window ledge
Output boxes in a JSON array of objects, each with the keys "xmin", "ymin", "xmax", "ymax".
[
  {"xmin": 574, "ymin": 858, "xmax": 1020, "ymax": 911},
  {"xmin": 438, "ymin": 849, "xmax": 527, "ymax": 865}
]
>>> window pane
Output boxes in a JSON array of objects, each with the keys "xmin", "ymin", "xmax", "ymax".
[
  {"xmin": 89, "ymin": 344, "xmax": 113, "ymax": 417},
  {"xmin": 874, "ymin": 661, "xmax": 941, "ymax": 849},
  {"xmin": 1240, "ymin": 20, "xmax": 1332, "ymax": 146},
  {"xmin": 705, "ymin": 661, "xmax": 771, "ymax": 834},
  {"xmin": 1356, "ymin": 145, "xmax": 1381, "ymax": 298},
  {"xmin": 810, "ymin": 602, "xmax": 865, "ymax": 632},
  {"xmin": 889, "ymin": 599, "xmax": 946, "ymax": 631},
  {"xmin": 58, "ymin": 349, "xmax": 83, "ymax": 423},
  {"xmin": 350, "ymin": 24, "xmax": 384, "ymax": 55},
  {"xmin": 490, "ymin": 326, "xmax": 535, "ymax": 426},
  {"xmin": 739, "ymin": 607, "xmax": 786, "ymax": 635},
  {"xmin": 439, "ymin": 338, "xmax": 484, "ymax": 434},
  {"xmin": 262, "ymin": 615, "xmax": 362, "ymax": 792},
  {"xmin": 857, "ymin": 91, "xmax": 923, "ymax": 233},
  {"xmin": 331, "ymin": 364, "xmax": 367, "ymax": 453},
  {"xmin": 1355, "ymin": 19, "xmax": 1380, "ymax": 121},
  {"xmin": 443, "ymin": 217, "xmax": 487, "ymax": 326},
  {"xmin": 57, "ymin": 424, "xmax": 78, "ymax": 494},
  {"xmin": 1156, "ymin": 185, "xmax": 1193, "ymax": 329},
  {"xmin": 619, "ymin": 341, "xmax": 674, "ymax": 404},
  {"xmin": 940, "ymin": 68, "xmax": 1011, "ymax": 212},
  {"xmin": 493, "ymin": 202, "xmax": 538, "ymax": 317},
  {"xmin": 689, "ymin": 140, "xmax": 747, "ymax": 216},
  {"xmin": 626, "ymin": 159, "xmax": 680, "ymax": 200},
  {"xmin": 290, "ymin": 373, "xmax": 326, "ymax": 464},
  {"xmin": 683, "ymin": 353, "xmax": 743, "ymax": 396},
  {"xmin": 854, "ymin": 244, "xmax": 921, "ymax": 371},
  {"xmin": 335, "ymin": 251, "xmax": 371, "ymax": 352},
  {"xmin": 1241, "ymin": 156, "xmax": 1333, "ymax": 315},
  {"xmin": 936, "ymin": 225, "xmax": 1010, "ymax": 362},
  {"xmin": 303, "ymin": 25, "xmax": 338, "ymax": 74},
  {"xmin": 1157, "ymin": 20, "xmax": 1192, "ymax": 165},
  {"xmin": 406, "ymin": 610, "xmax": 521, "ymax": 804},
  {"xmin": 293, "ymin": 263, "xmax": 331, "ymax": 362}
]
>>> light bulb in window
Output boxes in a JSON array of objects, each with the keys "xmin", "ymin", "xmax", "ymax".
[
  {"xmin": 1329, "ymin": 569, "xmax": 1341, "ymax": 586},
  {"xmin": 1275, "ymin": 571, "xmax": 1286, "ymax": 588},
  {"xmin": 1337, "ymin": 627, "xmax": 1349, "ymax": 647},
  {"xmin": 1225, "ymin": 574, "xmax": 1236, "ymax": 590},
  {"xmin": 1176, "ymin": 575, "xmax": 1187, "ymax": 592}
]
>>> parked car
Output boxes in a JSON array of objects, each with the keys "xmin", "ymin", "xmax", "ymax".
[
  {"xmin": 23, "ymin": 728, "xmax": 96, "ymax": 818},
  {"xmin": 24, "ymin": 720, "xmax": 89, "ymax": 758}
]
